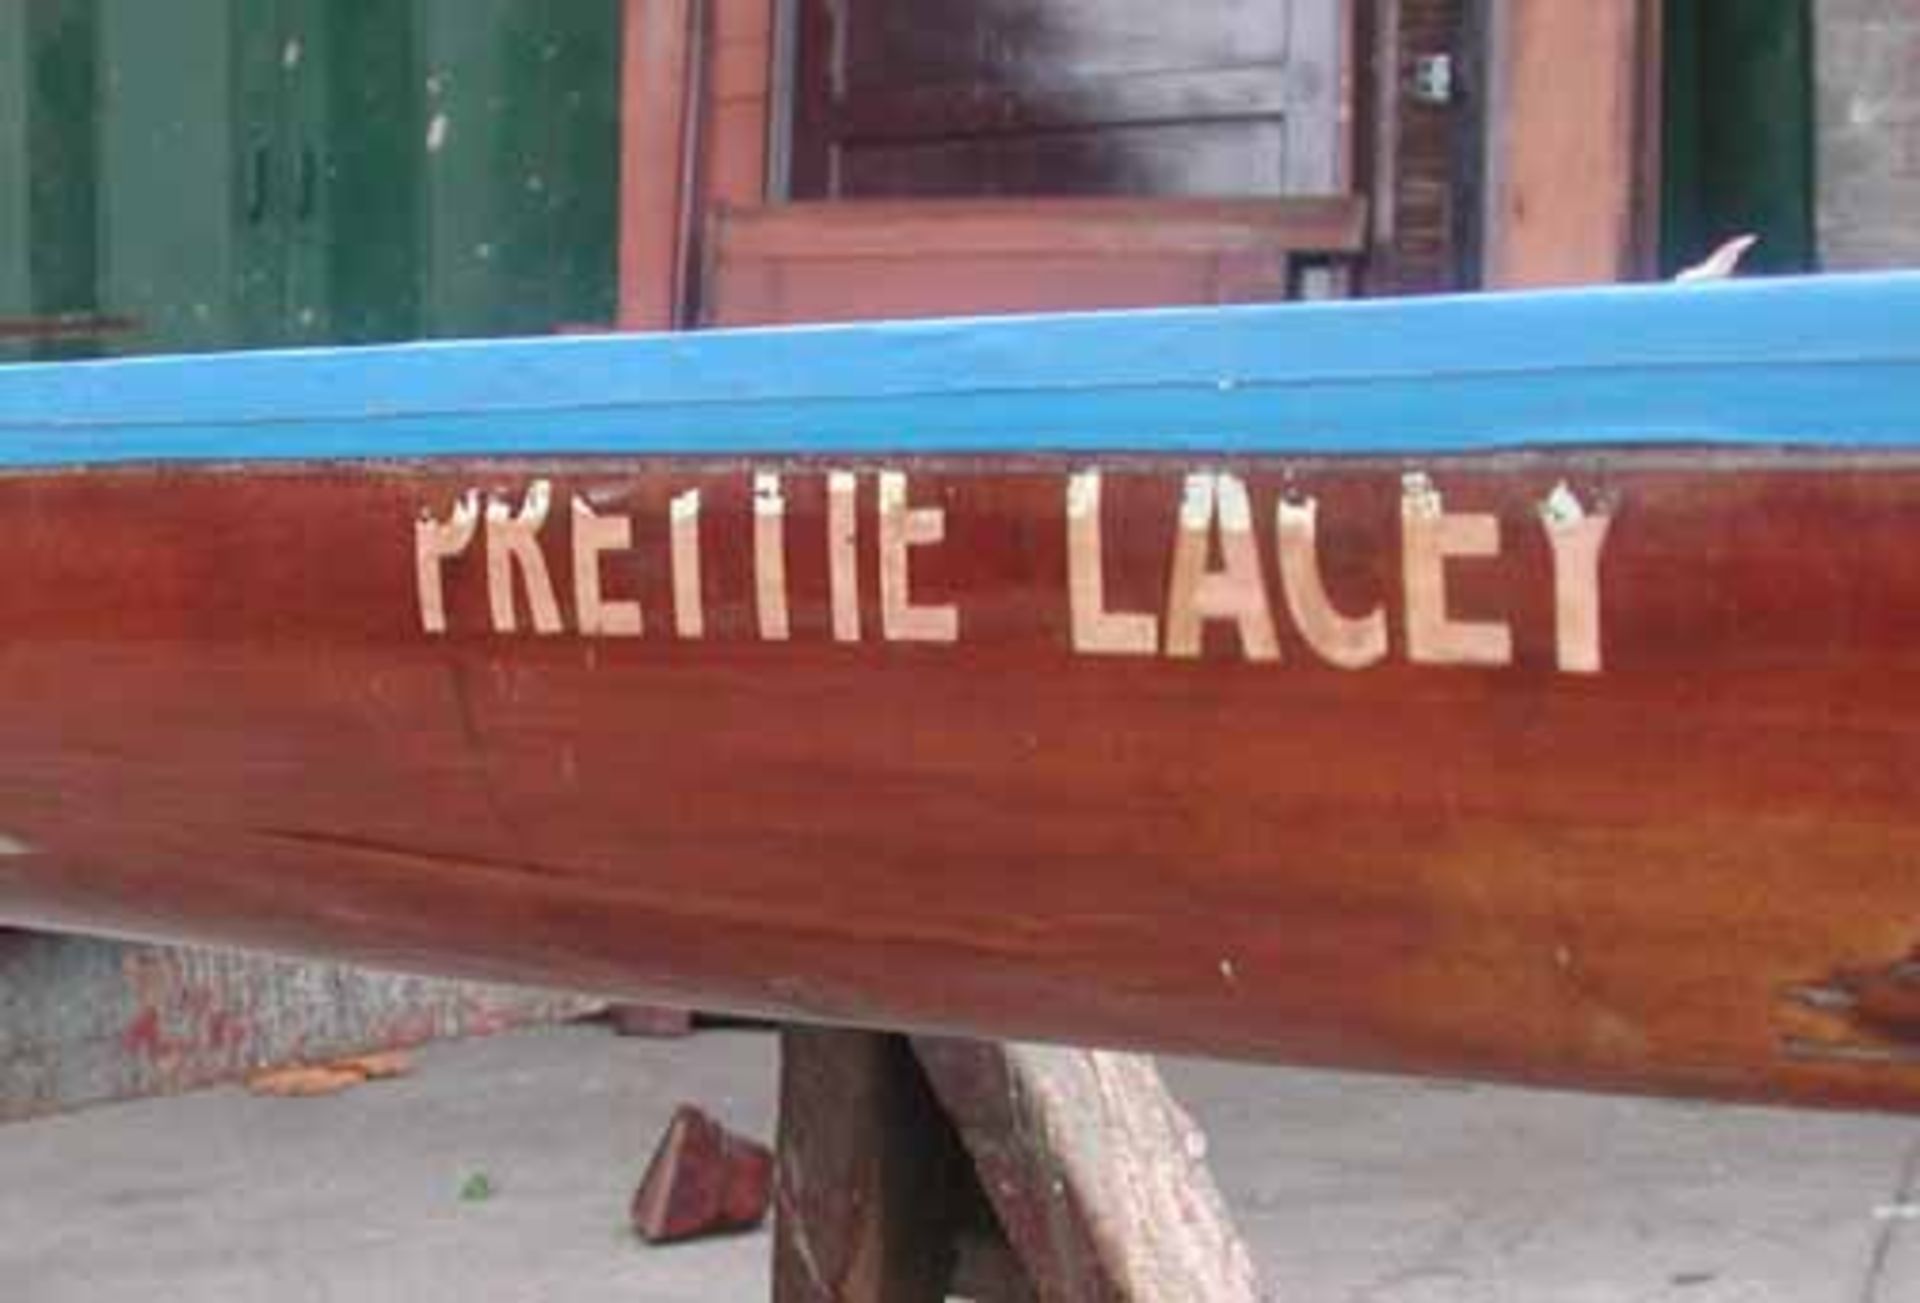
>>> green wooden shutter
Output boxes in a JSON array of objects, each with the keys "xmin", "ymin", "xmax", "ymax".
[
  {"xmin": 30, "ymin": 0, "xmax": 617, "ymax": 357},
  {"xmin": 0, "ymin": 9, "xmax": 31, "ymax": 362},
  {"xmin": 97, "ymin": 0, "xmax": 247, "ymax": 353}
]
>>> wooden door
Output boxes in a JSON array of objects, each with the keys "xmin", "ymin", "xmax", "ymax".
[
  {"xmin": 1662, "ymin": 0, "xmax": 1815, "ymax": 277},
  {"xmin": 91, "ymin": 0, "xmax": 620, "ymax": 355},
  {"xmin": 788, "ymin": 0, "xmax": 1347, "ymax": 199},
  {"xmin": 0, "ymin": 12, "xmax": 26, "ymax": 356},
  {"xmin": 0, "ymin": 0, "xmax": 101, "ymax": 363}
]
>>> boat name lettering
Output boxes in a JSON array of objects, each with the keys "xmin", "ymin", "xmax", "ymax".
[{"xmin": 414, "ymin": 470, "xmax": 1613, "ymax": 673}]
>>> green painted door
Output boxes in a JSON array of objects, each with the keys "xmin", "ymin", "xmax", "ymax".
[
  {"xmin": 88, "ymin": 0, "xmax": 617, "ymax": 356},
  {"xmin": 412, "ymin": 0, "xmax": 619, "ymax": 339},
  {"xmin": 2, "ymin": 0, "xmax": 100, "ymax": 362}
]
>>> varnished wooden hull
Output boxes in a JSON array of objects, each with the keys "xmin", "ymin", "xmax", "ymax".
[{"xmin": 4, "ymin": 276, "xmax": 1920, "ymax": 1110}]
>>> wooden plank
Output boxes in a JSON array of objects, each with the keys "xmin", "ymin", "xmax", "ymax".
[
  {"xmin": 711, "ymin": 252, "xmax": 1289, "ymax": 324},
  {"xmin": 703, "ymin": 98, "xmax": 770, "ymax": 211},
  {"xmin": 1484, "ymin": 0, "xmax": 1651, "ymax": 286},
  {"xmin": 619, "ymin": 0, "xmax": 768, "ymax": 326},
  {"xmin": 711, "ymin": 197, "xmax": 1369, "ymax": 260},
  {"xmin": 914, "ymin": 1038, "xmax": 1260, "ymax": 1302},
  {"xmin": 618, "ymin": 0, "xmax": 699, "ymax": 328},
  {"xmin": 711, "ymin": 20, "xmax": 772, "ymax": 101},
  {"xmin": 772, "ymin": 1029, "xmax": 970, "ymax": 1302},
  {"xmin": 703, "ymin": 196, "xmax": 1367, "ymax": 324},
  {"xmin": 0, "ymin": 933, "xmax": 597, "ymax": 1122}
]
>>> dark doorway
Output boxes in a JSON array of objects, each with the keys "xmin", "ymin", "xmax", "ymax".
[
  {"xmin": 1662, "ymin": 0, "xmax": 1815, "ymax": 276},
  {"xmin": 786, "ymin": 0, "xmax": 1348, "ymax": 200}
]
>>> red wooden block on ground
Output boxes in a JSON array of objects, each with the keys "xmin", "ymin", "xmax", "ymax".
[{"xmin": 631, "ymin": 1105, "xmax": 773, "ymax": 1244}]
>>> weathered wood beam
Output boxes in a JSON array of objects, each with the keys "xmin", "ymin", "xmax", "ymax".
[
  {"xmin": 771, "ymin": 1029, "xmax": 1260, "ymax": 1302},
  {"xmin": 914, "ymin": 1038, "xmax": 1261, "ymax": 1303},
  {"xmin": 618, "ymin": 0, "xmax": 771, "ymax": 329},
  {"xmin": 1483, "ymin": 0, "xmax": 1658, "ymax": 286},
  {"xmin": 632, "ymin": 1104, "xmax": 774, "ymax": 1243},
  {"xmin": 771, "ymin": 1028, "xmax": 975, "ymax": 1302}
]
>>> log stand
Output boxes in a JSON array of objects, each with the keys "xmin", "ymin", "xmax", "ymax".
[{"xmin": 770, "ymin": 1028, "xmax": 1262, "ymax": 1303}]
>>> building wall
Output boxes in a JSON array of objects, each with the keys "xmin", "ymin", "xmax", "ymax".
[
  {"xmin": 94, "ymin": 1, "xmax": 241, "ymax": 354},
  {"xmin": 1816, "ymin": 0, "xmax": 1920, "ymax": 268},
  {"xmin": 704, "ymin": 0, "xmax": 773, "ymax": 212},
  {"xmin": 0, "ymin": 932, "xmax": 600, "ymax": 1123}
]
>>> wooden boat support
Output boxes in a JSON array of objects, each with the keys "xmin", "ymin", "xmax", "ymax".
[{"xmin": 2, "ymin": 275, "xmax": 1920, "ymax": 1113}]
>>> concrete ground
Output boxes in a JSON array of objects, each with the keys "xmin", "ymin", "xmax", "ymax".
[{"xmin": 2, "ymin": 1024, "xmax": 1917, "ymax": 1302}]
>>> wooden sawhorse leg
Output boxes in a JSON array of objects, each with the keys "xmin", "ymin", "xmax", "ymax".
[{"xmin": 772, "ymin": 1027, "xmax": 1260, "ymax": 1302}]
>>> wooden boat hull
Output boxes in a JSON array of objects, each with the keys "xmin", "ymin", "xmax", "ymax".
[{"xmin": 4, "ymin": 275, "xmax": 1920, "ymax": 1110}]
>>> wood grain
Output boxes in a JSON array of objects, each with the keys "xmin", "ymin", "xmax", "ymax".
[
  {"xmin": 915, "ymin": 1036, "xmax": 1260, "ymax": 1302},
  {"xmin": 1485, "ymin": 0, "xmax": 1651, "ymax": 287},
  {"xmin": 618, "ymin": 0, "xmax": 701, "ymax": 329},
  {"xmin": 699, "ymin": 0, "xmax": 771, "ymax": 214},
  {"xmin": 703, "ymin": 197, "xmax": 1367, "ymax": 325},
  {"xmin": 5, "ymin": 454, "xmax": 1920, "ymax": 1110}
]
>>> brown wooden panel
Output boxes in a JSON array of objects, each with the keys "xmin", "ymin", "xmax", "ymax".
[
  {"xmin": 617, "ymin": 0, "xmax": 771, "ymax": 329},
  {"xmin": 714, "ymin": 197, "xmax": 1369, "ymax": 259},
  {"xmin": 702, "ymin": 196, "xmax": 1367, "ymax": 325},
  {"xmin": 5, "ymin": 456, "xmax": 1920, "ymax": 1111},
  {"xmin": 913, "ymin": 1036, "xmax": 1260, "ymax": 1299},
  {"xmin": 618, "ymin": 0, "xmax": 700, "ymax": 328},
  {"xmin": 700, "ymin": 0, "xmax": 771, "ymax": 211},
  {"xmin": 772, "ymin": 1029, "xmax": 971, "ymax": 1302},
  {"xmin": 791, "ymin": 0, "xmax": 1346, "ymax": 199},
  {"xmin": 1486, "ymin": 0, "xmax": 1655, "ymax": 287}
]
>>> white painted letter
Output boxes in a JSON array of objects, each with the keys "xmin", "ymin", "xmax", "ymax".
[
  {"xmin": 828, "ymin": 471, "xmax": 861, "ymax": 643},
  {"xmin": 669, "ymin": 488, "xmax": 704, "ymax": 639},
  {"xmin": 1276, "ymin": 495, "xmax": 1388, "ymax": 669},
  {"xmin": 1539, "ymin": 482, "xmax": 1613, "ymax": 674},
  {"xmin": 877, "ymin": 471, "xmax": 959, "ymax": 643},
  {"xmin": 1067, "ymin": 470, "xmax": 1158, "ymax": 656},
  {"xmin": 1164, "ymin": 472, "xmax": 1280, "ymax": 662},
  {"xmin": 571, "ymin": 497, "xmax": 642, "ymax": 638},
  {"xmin": 486, "ymin": 480, "xmax": 563, "ymax": 635},
  {"xmin": 754, "ymin": 472, "xmax": 791, "ymax": 641},
  {"xmin": 416, "ymin": 490, "xmax": 480, "ymax": 635},
  {"xmin": 1401, "ymin": 473, "xmax": 1511, "ymax": 667}
]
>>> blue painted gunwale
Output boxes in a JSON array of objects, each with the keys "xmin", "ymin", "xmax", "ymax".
[{"xmin": 0, "ymin": 273, "xmax": 1916, "ymax": 469}]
